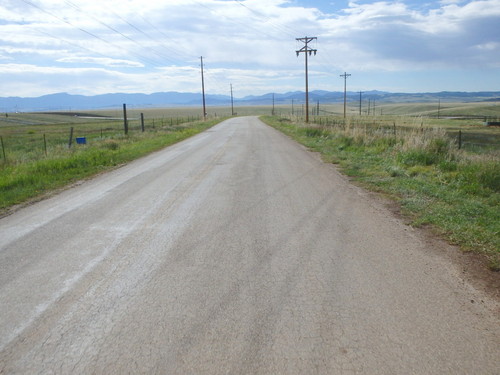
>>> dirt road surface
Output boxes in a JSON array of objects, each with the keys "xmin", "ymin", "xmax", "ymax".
[{"xmin": 0, "ymin": 117, "xmax": 498, "ymax": 374}]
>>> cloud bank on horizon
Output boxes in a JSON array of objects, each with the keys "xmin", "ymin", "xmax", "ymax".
[{"xmin": 0, "ymin": 0, "xmax": 499, "ymax": 98}]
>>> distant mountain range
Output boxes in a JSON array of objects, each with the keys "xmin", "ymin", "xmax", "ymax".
[{"xmin": 1, "ymin": 90, "xmax": 499, "ymax": 112}]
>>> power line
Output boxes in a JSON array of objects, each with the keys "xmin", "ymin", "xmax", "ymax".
[
  {"xmin": 20, "ymin": 0, "xmax": 164, "ymax": 68},
  {"xmin": 62, "ymin": 0, "xmax": 172, "ymax": 66},
  {"xmin": 233, "ymin": 0, "xmax": 297, "ymax": 38},
  {"xmin": 97, "ymin": 3, "xmax": 194, "ymax": 66}
]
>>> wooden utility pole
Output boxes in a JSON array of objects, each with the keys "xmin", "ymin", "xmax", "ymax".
[
  {"xmin": 296, "ymin": 36, "xmax": 317, "ymax": 123},
  {"xmin": 230, "ymin": 84, "xmax": 235, "ymax": 116},
  {"xmin": 359, "ymin": 91, "xmax": 363, "ymax": 115},
  {"xmin": 340, "ymin": 72, "xmax": 351, "ymax": 118},
  {"xmin": 200, "ymin": 56, "xmax": 206, "ymax": 120}
]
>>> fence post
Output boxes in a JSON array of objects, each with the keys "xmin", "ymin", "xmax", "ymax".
[
  {"xmin": 141, "ymin": 113, "xmax": 145, "ymax": 132},
  {"xmin": 68, "ymin": 127, "xmax": 74, "ymax": 148},
  {"xmin": 458, "ymin": 130, "xmax": 462, "ymax": 150},
  {"xmin": 43, "ymin": 134, "xmax": 47, "ymax": 156},
  {"xmin": 0, "ymin": 136, "xmax": 6, "ymax": 162},
  {"xmin": 122, "ymin": 103, "xmax": 128, "ymax": 135}
]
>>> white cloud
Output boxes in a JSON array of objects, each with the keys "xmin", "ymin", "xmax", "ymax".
[
  {"xmin": 0, "ymin": 0, "xmax": 499, "ymax": 97},
  {"xmin": 317, "ymin": 0, "xmax": 500, "ymax": 71}
]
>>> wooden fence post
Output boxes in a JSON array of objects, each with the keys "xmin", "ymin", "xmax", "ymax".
[
  {"xmin": 0, "ymin": 136, "xmax": 6, "ymax": 162},
  {"xmin": 458, "ymin": 130, "xmax": 462, "ymax": 150},
  {"xmin": 123, "ymin": 103, "xmax": 128, "ymax": 135},
  {"xmin": 141, "ymin": 113, "xmax": 145, "ymax": 132},
  {"xmin": 43, "ymin": 134, "xmax": 47, "ymax": 156},
  {"xmin": 68, "ymin": 127, "xmax": 74, "ymax": 148}
]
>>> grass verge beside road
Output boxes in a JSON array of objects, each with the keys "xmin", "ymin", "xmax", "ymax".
[
  {"xmin": 0, "ymin": 118, "xmax": 224, "ymax": 215},
  {"xmin": 261, "ymin": 115, "xmax": 500, "ymax": 271}
]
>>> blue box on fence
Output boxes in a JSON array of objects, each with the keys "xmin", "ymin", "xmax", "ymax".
[{"xmin": 76, "ymin": 137, "xmax": 86, "ymax": 145}]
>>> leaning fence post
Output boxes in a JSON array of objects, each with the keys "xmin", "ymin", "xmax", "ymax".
[
  {"xmin": 0, "ymin": 136, "xmax": 6, "ymax": 162},
  {"xmin": 68, "ymin": 127, "xmax": 74, "ymax": 148}
]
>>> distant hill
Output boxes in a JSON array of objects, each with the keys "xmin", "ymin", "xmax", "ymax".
[{"xmin": 1, "ymin": 91, "xmax": 499, "ymax": 112}]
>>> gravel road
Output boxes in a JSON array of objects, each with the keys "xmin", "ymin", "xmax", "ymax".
[{"xmin": 0, "ymin": 116, "xmax": 498, "ymax": 374}]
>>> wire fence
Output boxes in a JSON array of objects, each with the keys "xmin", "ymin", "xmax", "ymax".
[
  {"xmin": 0, "ymin": 115, "xmax": 203, "ymax": 165},
  {"xmin": 279, "ymin": 113, "xmax": 500, "ymax": 153}
]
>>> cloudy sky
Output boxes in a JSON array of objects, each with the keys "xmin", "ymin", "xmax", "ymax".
[{"xmin": 0, "ymin": 0, "xmax": 499, "ymax": 98}]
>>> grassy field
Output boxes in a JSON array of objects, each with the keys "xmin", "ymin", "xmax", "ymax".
[
  {"xmin": 261, "ymin": 109, "xmax": 499, "ymax": 271},
  {"xmin": 0, "ymin": 108, "xmax": 226, "ymax": 214}
]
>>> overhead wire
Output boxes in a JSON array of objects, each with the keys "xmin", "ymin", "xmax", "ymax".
[
  {"xmin": 20, "ymin": 0, "xmax": 165, "ymax": 68},
  {"xmin": 65, "ymin": 0, "xmax": 195, "ymax": 67},
  {"xmin": 233, "ymin": 0, "xmax": 297, "ymax": 38},
  {"xmin": 62, "ymin": 0, "xmax": 171, "ymax": 66}
]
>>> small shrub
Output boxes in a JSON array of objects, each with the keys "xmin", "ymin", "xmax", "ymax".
[
  {"xmin": 398, "ymin": 150, "xmax": 439, "ymax": 166},
  {"xmin": 438, "ymin": 160, "xmax": 458, "ymax": 172},
  {"xmin": 477, "ymin": 161, "xmax": 500, "ymax": 193},
  {"xmin": 428, "ymin": 137, "xmax": 450, "ymax": 155},
  {"xmin": 386, "ymin": 165, "xmax": 407, "ymax": 177},
  {"xmin": 304, "ymin": 127, "xmax": 327, "ymax": 138},
  {"xmin": 102, "ymin": 140, "xmax": 120, "ymax": 150}
]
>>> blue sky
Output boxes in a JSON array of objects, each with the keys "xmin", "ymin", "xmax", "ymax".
[{"xmin": 0, "ymin": 0, "xmax": 499, "ymax": 98}]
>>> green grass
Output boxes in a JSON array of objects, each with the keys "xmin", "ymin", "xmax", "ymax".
[
  {"xmin": 261, "ymin": 115, "xmax": 500, "ymax": 271},
  {"xmin": 0, "ymin": 117, "xmax": 224, "ymax": 213}
]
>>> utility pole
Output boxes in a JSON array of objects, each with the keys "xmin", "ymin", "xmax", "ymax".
[
  {"xmin": 359, "ymin": 91, "xmax": 363, "ymax": 116},
  {"xmin": 230, "ymin": 83, "xmax": 235, "ymax": 116},
  {"xmin": 340, "ymin": 72, "xmax": 351, "ymax": 118},
  {"xmin": 296, "ymin": 36, "xmax": 317, "ymax": 123},
  {"xmin": 200, "ymin": 56, "xmax": 206, "ymax": 120}
]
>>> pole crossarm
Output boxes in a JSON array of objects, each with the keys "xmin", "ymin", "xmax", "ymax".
[{"xmin": 295, "ymin": 37, "xmax": 317, "ymax": 56}]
